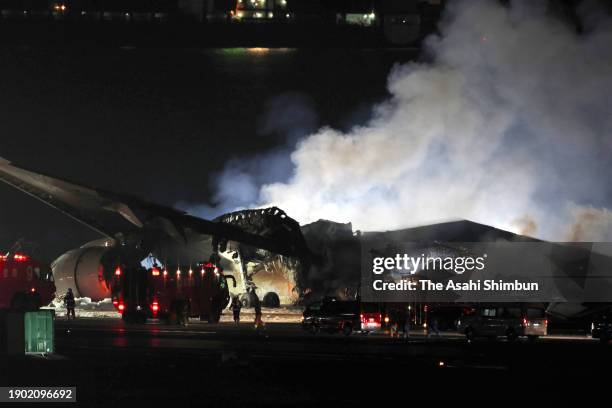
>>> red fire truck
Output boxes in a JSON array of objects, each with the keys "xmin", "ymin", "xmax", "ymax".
[
  {"xmin": 0, "ymin": 251, "xmax": 56, "ymax": 311},
  {"xmin": 110, "ymin": 259, "xmax": 236, "ymax": 324}
]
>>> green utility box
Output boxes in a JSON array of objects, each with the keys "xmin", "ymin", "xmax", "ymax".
[
  {"xmin": 0, "ymin": 309, "xmax": 54, "ymax": 355},
  {"xmin": 24, "ymin": 310, "xmax": 54, "ymax": 354}
]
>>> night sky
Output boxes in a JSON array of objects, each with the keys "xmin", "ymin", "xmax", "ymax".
[{"xmin": 0, "ymin": 46, "xmax": 417, "ymax": 261}]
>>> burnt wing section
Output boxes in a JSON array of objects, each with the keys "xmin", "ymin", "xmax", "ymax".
[{"xmin": 214, "ymin": 207, "xmax": 315, "ymax": 264}]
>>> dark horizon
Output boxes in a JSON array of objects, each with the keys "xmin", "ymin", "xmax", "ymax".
[{"xmin": 0, "ymin": 46, "xmax": 418, "ymax": 261}]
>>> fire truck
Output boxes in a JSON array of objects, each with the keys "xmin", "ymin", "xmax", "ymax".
[
  {"xmin": 0, "ymin": 250, "xmax": 56, "ymax": 311},
  {"xmin": 110, "ymin": 257, "xmax": 236, "ymax": 324}
]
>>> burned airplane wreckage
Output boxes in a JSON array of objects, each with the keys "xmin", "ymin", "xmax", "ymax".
[
  {"xmin": 1, "ymin": 156, "xmax": 610, "ymax": 317},
  {"xmin": 0, "ymin": 156, "xmax": 360, "ymax": 308},
  {"xmin": 213, "ymin": 207, "xmax": 315, "ymax": 307},
  {"xmin": 214, "ymin": 208, "xmax": 364, "ymax": 306}
]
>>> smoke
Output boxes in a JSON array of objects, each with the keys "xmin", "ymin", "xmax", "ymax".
[
  {"xmin": 179, "ymin": 93, "xmax": 318, "ymax": 219},
  {"xmin": 511, "ymin": 215, "xmax": 538, "ymax": 237},
  {"xmin": 566, "ymin": 205, "xmax": 612, "ymax": 241},
  {"xmin": 199, "ymin": 0, "xmax": 612, "ymax": 241}
]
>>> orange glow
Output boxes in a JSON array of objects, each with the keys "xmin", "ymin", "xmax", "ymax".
[{"xmin": 247, "ymin": 48, "xmax": 270, "ymax": 54}]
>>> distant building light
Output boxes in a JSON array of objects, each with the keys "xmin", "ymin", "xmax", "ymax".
[
  {"xmin": 346, "ymin": 13, "xmax": 376, "ymax": 26},
  {"xmin": 247, "ymin": 48, "xmax": 270, "ymax": 54}
]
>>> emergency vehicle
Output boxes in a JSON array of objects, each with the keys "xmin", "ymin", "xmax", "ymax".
[
  {"xmin": 111, "ymin": 259, "xmax": 236, "ymax": 324},
  {"xmin": 0, "ymin": 251, "xmax": 56, "ymax": 311},
  {"xmin": 303, "ymin": 298, "xmax": 384, "ymax": 335},
  {"xmin": 456, "ymin": 304, "xmax": 548, "ymax": 341}
]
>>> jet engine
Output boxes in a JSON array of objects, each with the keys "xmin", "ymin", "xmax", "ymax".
[{"xmin": 51, "ymin": 239, "xmax": 118, "ymax": 300}]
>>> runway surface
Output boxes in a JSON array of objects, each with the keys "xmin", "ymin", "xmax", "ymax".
[{"xmin": 2, "ymin": 317, "xmax": 611, "ymax": 407}]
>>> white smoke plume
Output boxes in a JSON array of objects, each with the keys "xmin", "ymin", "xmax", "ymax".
[{"xmin": 196, "ymin": 0, "xmax": 612, "ymax": 241}]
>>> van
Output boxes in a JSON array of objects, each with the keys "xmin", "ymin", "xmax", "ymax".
[
  {"xmin": 303, "ymin": 298, "xmax": 359, "ymax": 335},
  {"xmin": 456, "ymin": 304, "xmax": 547, "ymax": 341},
  {"xmin": 302, "ymin": 298, "xmax": 384, "ymax": 336}
]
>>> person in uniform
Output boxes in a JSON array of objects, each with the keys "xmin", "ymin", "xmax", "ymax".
[
  {"xmin": 403, "ymin": 306, "xmax": 411, "ymax": 338},
  {"xmin": 64, "ymin": 288, "xmax": 76, "ymax": 319},
  {"xmin": 253, "ymin": 295, "xmax": 263, "ymax": 329},
  {"xmin": 230, "ymin": 296, "xmax": 242, "ymax": 324}
]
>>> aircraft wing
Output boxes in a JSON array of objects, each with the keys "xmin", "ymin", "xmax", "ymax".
[
  {"xmin": 0, "ymin": 157, "xmax": 302, "ymax": 258},
  {"xmin": 0, "ymin": 157, "xmax": 151, "ymax": 237}
]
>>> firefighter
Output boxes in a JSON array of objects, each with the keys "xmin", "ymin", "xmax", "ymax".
[
  {"xmin": 230, "ymin": 296, "xmax": 241, "ymax": 324},
  {"xmin": 426, "ymin": 313, "xmax": 441, "ymax": 338},
  {"xmin": 403, "ymin": 306, "xmax": 411, "ymax": 339},
  {"xmin": 389, "ymin": 309, "xmax": 399, "ymax": 338},
  {"xmin": 64, "ymin": 288, "xmax": 76, "ymax": 319},
  {"xmin": 253, "ymin": 295, "xmax": 263, "ymax": 329}
]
